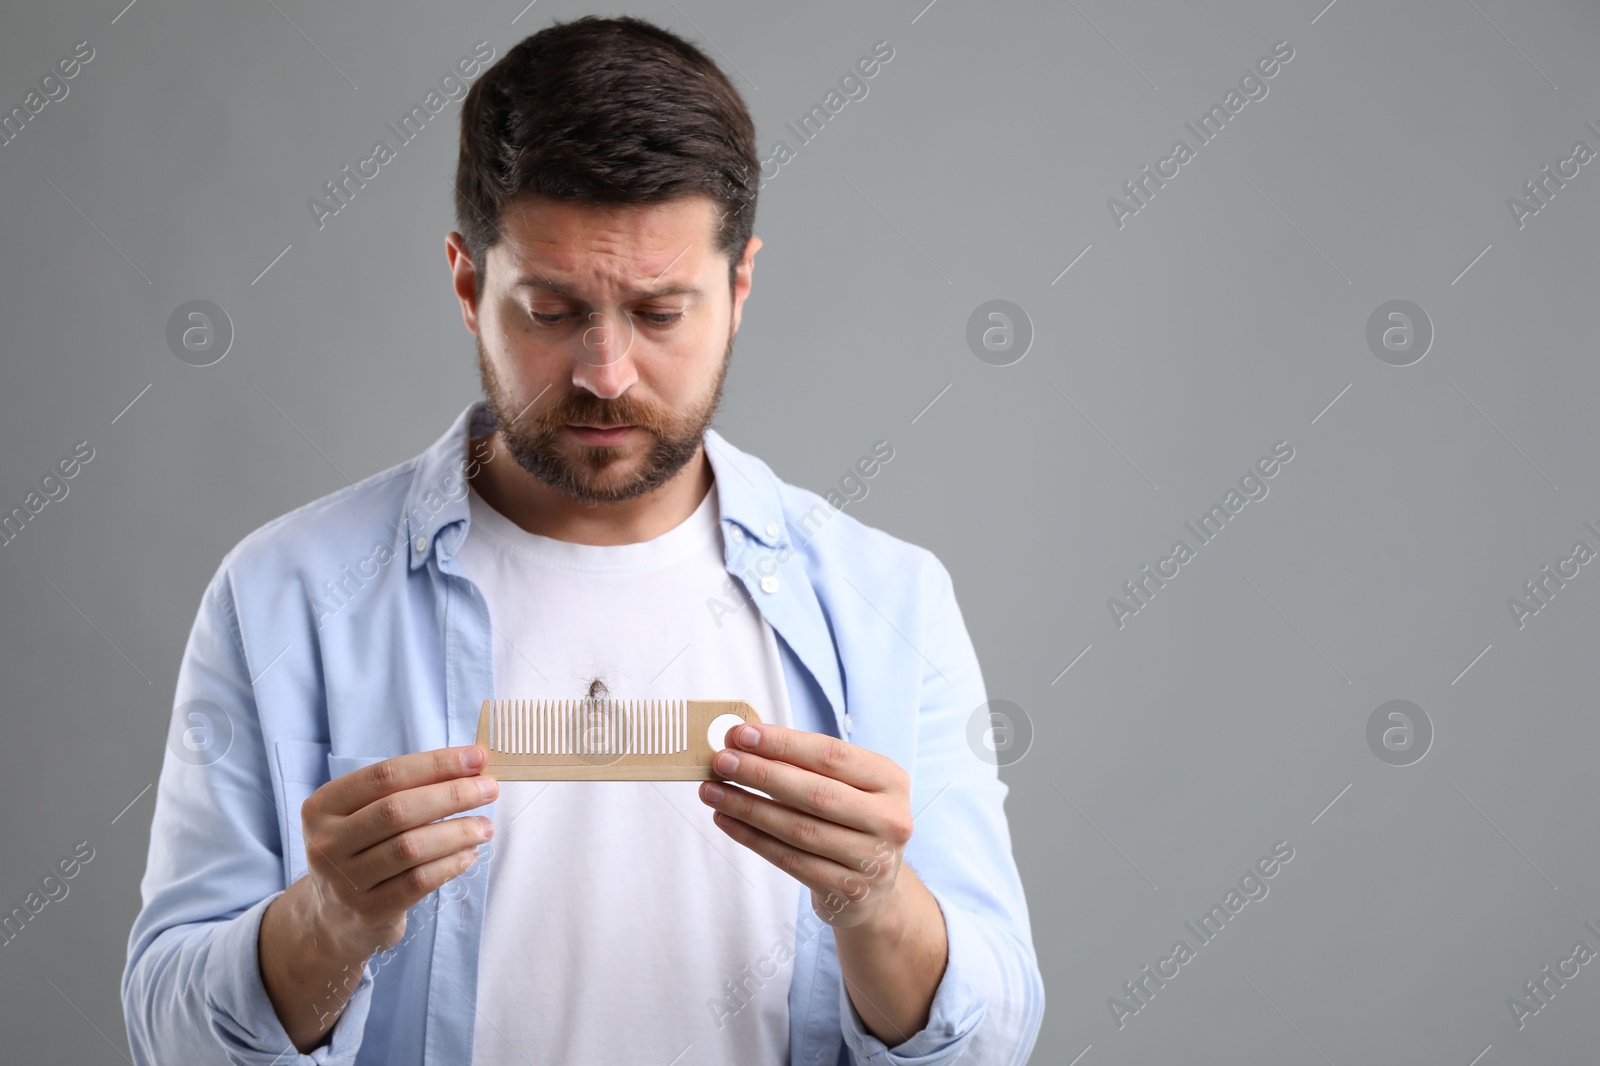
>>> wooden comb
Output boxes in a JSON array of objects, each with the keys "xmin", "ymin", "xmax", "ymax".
[{"xmin": 474, "ymin": 698, "xmax": 763, "ymax": 781}]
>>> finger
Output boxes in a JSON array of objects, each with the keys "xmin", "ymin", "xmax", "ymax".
[
  {"xmin": 342, "ymin": 774, "xmax": 499, "ymax": 855},
  {"xmin": 710, "ymin": 811, "xmax": 867, "ymax": 904},
  {"xmin": 711, "ymin": 749, "xmax": 910, "ymax": 841},
  {"xmin": 722, "ymin": 724, "xmax": 906, "ymax": 794},
  {"xmin": 319, "ymin": 746, "xmax": 489, "ymax": 818},
  {"xmin": 369, "ymin": 844, "xmax": 483, "ymax": 914},
  {"xmin": 700, "ymin": 781, "xmax": 887, "ymax": 868},
  {"xmin": 344, "ymin": 814, "xmax": 494, "ymax": 891}
]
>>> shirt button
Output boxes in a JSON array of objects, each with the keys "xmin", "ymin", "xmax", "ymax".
[
  {"xmin": 729, "ymin": 525, "xmax": 744, "ymax": 542},
  {"xmin": 760, "ymin": 575, "xmax": 779, "ymax": 594},
  {"xmin": 765, "ymin": 522, "xmax": 781, "ymax": 539},
  {"xmin": 414, "ymin": 535, "xmax": 428, "ymax": 553}
]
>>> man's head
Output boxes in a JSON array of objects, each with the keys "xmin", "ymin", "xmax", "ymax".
[{"xmin": 447, "ymin": 16, "xmax": 760, "ymax": 506}]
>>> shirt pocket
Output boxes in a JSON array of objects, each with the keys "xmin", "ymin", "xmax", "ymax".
[
  {"xmin": 274, "ymin": 747, "xmax": 394, "ymax": 885},
  {"xmin": 327, "ymin": 752, "xmax": 390, "ymax": 778},
  {"xmin": 273, "ymin": 739, "xmax": 332, "ymax": 886}
]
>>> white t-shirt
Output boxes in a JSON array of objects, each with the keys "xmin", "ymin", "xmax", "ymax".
[{"xmin": 456, "ymin": 474, "xmax": 798, "ymax": 1066}]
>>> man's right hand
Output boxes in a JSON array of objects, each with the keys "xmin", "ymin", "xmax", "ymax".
[
  {"xmin": 299, "ymin": 744, "xmax": 499, "ymax": 957},
  {"xmin": 261, "ymin": 744, "xmax": 499, "ymax": 1051}
]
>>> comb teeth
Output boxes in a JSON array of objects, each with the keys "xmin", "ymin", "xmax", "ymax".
[{"xmin": 486, "ymin": 698, "xmax": 687, "ymax": 755}]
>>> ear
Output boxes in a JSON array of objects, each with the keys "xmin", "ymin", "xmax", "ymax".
[
  {"xmin": 730, "ymin": 234, "xmax": 762, "ymax": 335},
  {"xmin": 446, "ymin": 231, "xmax": 482, "ymax": 336}
]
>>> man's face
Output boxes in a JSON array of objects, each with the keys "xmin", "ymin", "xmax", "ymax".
[{"xmin": 460, "ymin": 193, "xmax": 756, "ymax": 505}]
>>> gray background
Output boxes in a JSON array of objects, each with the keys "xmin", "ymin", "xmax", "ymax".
[{"xmin": 2, "ymin": 0, "xmax": 1597, "ymax": 1062}]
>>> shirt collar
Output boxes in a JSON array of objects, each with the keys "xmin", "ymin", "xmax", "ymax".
[{"xmin": 403, "ymin": 400, "xmax": 789, "ymax": 570}]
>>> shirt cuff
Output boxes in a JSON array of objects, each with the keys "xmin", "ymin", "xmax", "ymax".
[
  {"xmin": 202, "ymin": 891, "xmax": 377, "ymax": 1065},
  {"xmin": 838, "ymin": 885, "xmax": 992, "ymax": 1065}
]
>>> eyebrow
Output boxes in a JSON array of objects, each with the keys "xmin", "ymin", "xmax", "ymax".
[{"xmin": 513, "ymin": 275, "xmax": 702, "ymax": 301}]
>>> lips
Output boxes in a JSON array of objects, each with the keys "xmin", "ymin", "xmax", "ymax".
[{"xmin": 565, "ymin": 424, "xmax": 638, "ymax": 444}]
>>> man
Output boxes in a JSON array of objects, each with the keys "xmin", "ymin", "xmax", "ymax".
[{"xmin": 122, "ymin": 15, "xmax": 1043, "ymax": 1065}]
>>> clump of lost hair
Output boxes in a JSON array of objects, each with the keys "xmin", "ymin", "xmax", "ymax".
[{"xmin": 454, "ymin": 15, "xmax": 760, "ymax": 299}]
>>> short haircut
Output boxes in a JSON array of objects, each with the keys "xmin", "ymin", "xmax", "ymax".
[{"xmin": 455, "ymin": 15, "xmax": 759, "ymax": 299}]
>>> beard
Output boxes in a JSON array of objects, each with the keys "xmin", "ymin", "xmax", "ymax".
[{"xmin": 475, "ymin": 322, "xmax": 734, "ymax": 505}]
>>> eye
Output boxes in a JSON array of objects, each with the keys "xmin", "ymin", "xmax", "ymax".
[
  {"xmin": 634, "ymin": 309, "xmax": 683, "ymax": 327},
  {"xmin": 530, "ymin": 311, "xmax": 569, "ymax": 326}
]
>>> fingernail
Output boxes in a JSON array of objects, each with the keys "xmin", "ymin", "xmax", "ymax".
[
  {"xmin": 702, "ymin": 783, "xmax": 725, "ymax": 804},
  {"xmin": 715, "ymin": 750, "xmax": 739, "ymax": 776},
  {"xmin": 737, "ymin": 726, "xmax": 760, "ymax": 749},
  {"xmin": 477, "ymin": 776, "xmax": 498, "ymax": 800},
  {"xmin": 462, "ymin": 746, "xmax": 485, "ymax": 770}
]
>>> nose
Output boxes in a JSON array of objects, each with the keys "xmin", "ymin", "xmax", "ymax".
[{"xmin": 569, "ymin": 309, "xmax": 638, "ymax": 400}]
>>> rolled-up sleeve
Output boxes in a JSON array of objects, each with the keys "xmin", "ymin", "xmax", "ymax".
[
  {"xmin": 838, "ymin": 553, "xmax": 1046, "ymax": 1066},
  {"xmin": 121, "ymin": 563, "xmax": 375, "ymax": 1064}
]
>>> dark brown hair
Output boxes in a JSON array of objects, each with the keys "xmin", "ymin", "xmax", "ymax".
[{"xmin": 455, "ymin": 15, "xmax": 759, "ymax": 299}]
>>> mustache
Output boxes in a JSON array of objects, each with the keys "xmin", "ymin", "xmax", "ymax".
[{"xmin": 536, "ymin": 394, "xmax": 661, "ymax": 433}]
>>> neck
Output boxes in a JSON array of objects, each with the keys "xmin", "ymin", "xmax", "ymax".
[{"xmin": 467, "ymin": 430, "xmax": 713, "ymax": 546}]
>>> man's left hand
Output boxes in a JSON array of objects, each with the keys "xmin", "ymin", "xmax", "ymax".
[{"xmin": 699, "ymin": 722, "xmax": 913, "ymax": 931}]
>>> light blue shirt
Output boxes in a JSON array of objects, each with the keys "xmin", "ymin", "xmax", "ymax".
[{"xmin": 122, "ymin": 400, "xmax": 1045, "ymax": 1065}]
